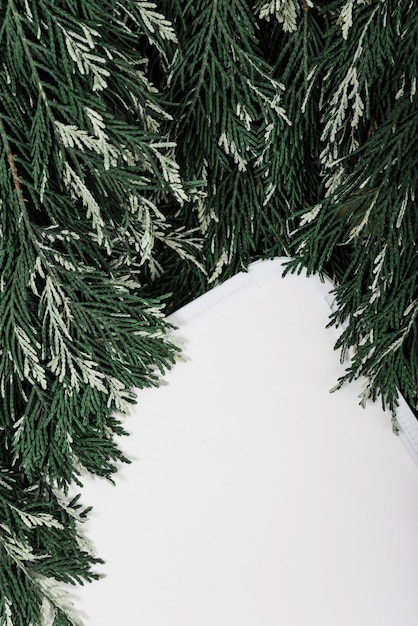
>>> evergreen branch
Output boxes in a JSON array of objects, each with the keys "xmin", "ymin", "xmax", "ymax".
[
  {"xmin": 0, "ymin": 3, "xmax": 189, "ymax": 619},
  {"xmin": 0, "ymin": 475, "xmax": 102, "ymax": 626},
  {"xmin": 0, "ymin": 116, "xmax": 32, "ymax": 236},
  {"xmin": 1, "ymin": 1, "xmax": 417, "ymax": 622},
  {"xmin": 258, "ymin": 0, "xmax": 301, "ymax": 32},
  {"xmin": 287, "ymin": 0, "xmax": 418, "ymax": 410},
  {"xmin": 183, "ymin": 0, "xmax": 218, "ymax": 123},
  {"xmin": 153, "ymin": 0, "xmax": 294, "ymax": 299}
]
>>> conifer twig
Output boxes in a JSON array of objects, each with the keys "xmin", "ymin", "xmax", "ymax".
[{"xmin": 0, "ymin": 117, "xmax": 26, "ymax": 207}]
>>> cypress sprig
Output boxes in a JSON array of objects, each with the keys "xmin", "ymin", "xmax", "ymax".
[
  {"xmin": 1, "ymin": 1, "xmax": 417, "ymax": 623},
  {"xmin": 0, "ymin": 2, "xmax": 190, "ymax": 622},
  {"xmin": 146, "ymin": 0, "xmax": 295, "ymax": 309},
  {"xmin": 287, "ymin": 0, "xmax": 418, "ymax": 412},
  {"xmin": 0, "ymin": 469, "xmax": 102, "ymax": 626}
]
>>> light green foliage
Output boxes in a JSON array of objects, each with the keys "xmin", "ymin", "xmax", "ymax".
[{"xmin": 259, "ymin": 0, "xmax": 311, "ymax": 33}]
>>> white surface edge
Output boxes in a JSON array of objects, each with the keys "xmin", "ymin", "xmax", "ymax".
[
  {"xmin": 397, "ymin": 394, "xmax": 418, "ymax": 467},
  {"xmin": 170, "ymin": 257, "xmax": 418, "ymax": 468}
]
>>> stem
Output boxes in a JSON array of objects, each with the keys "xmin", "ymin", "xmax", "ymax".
[
  {"xmin": 0, "ymin": 116, "xmax": 28, "ymax": 215},
  {"xmin": 302, "ymin": 1, "xmax": 309, "ymax": 92},
  {"xmin": 0, "ymin": 115, "xmax": 40, "ymax": 251}
]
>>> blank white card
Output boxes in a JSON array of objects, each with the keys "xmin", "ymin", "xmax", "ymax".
[{"xmin": 73, "ymin": 258, "xmax": 418, "ymax": 626}]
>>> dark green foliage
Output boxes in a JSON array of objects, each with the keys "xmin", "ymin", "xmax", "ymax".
[
  {"xmin": 146, "ymin": 0, "xmax": 298, "ymax": 309},
  {"xmin": 0, "ymin": 469, "xmax": 102, "ymax": 625},
  {"xmin": 0, "ymin": 0, "xmax": 187, "ymax": 488},
  {"xmin": 286, "ymin": 0, "xmax": 418, "ymax": 412},
  {"xmin": 1, "ymin": 0, "xmax": 417, "ymax": 623},
  {"xmin": 0, "ymin": 1, "xmax": 189, "ymax": 623}
]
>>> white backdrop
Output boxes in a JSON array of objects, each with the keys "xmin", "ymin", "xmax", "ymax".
[{"xmin": 72, "ymin": 259, "xmax": 418, "ymax": 625}]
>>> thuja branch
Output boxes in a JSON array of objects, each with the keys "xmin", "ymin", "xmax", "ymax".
[
  {"xmin": 7, "ymin": 0, "xmax": 55, "ymax": 124},
  {"xmin": 182, "ymin": 0, "xmax": 219, "ymax": 125}
]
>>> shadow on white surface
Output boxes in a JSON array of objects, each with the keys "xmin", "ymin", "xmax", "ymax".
[{"xmin": 72, "ymin": 259, "xmax": 418, "ymax": 626}]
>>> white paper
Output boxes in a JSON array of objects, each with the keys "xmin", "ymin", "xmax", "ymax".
[{"xmin": 72, "ymin": 259, "xmax": 418, "ymax": 626}]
